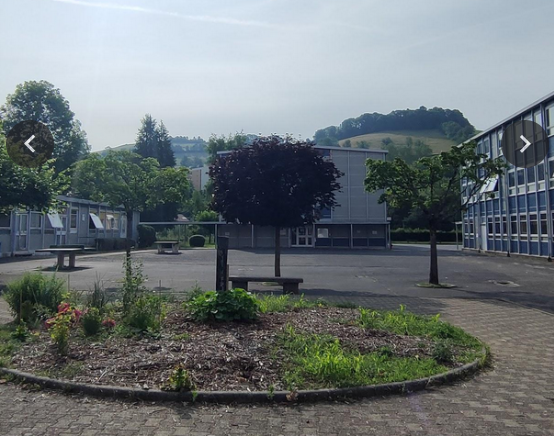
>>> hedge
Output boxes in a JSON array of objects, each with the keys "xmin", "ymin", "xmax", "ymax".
[
  {"xmin": 137, "ymin": 225, "xmax": 157, "ymax": 248},
  {"xmin": 391, "ymin": 228, "xmax": 460, "ymax": 243}
]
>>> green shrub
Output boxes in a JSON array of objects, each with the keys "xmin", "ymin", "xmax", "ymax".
[
  {"xmin": 187, "ymin": 288, "xmax": 259, "ymax": 322},
  {"xmin": 188, "ymin": 234, "xmax": 206, "ymax": 247},
  {"xmin": 432, "ymin": 341, "xmax": 454, "ymax": 364},
  {"xmin": 125, "ymin": 295, "xmax": 166, "ymax": 332},
  {"xmin": 195, "ymin": 210, "xmax": 219, "ymax": 222},
  {"xmin": 4, "ymin": 273, "xmax": 65, "ymax": 323},
  {"xmin": 81, "ymin": 308, "xmax": 103, "ymax": 336},
  {"xmin": 137, "ymin": 225, "xmax": 157, "ymax": 248}
]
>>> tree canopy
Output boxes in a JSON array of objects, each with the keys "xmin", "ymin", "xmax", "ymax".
[
  {"xmin": 365, "ymin": 142, "xmax": 506, "ymax": 285},
  {"xmin": 1, "ymin": 81, "xmax": 89, "ymax": 173},
  {"xmin": 314, "ymin": 106, "xmax": 476, "ymax": 145},
  {"xmin": 134, "ymin": 114, "xmax": 176, "ymax": 168},
  {"xmin": 210, "ymin": 136, "xmax": 342, "ymax": 276},
  {"xmin": 0, "ymin": 121, "xmax": 66, "ymax": 214},
  {"xmin": 72, "ymin": 150, "xmax": 190, "ymax": 239},
  {"xmin": 206, "ymin": 133, "xmax": 249, "ymax": 165}
]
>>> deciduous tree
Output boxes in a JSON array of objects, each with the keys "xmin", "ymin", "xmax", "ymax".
[
  {"xmin": 1, "ymin": 81, "xmax": 89, "ymax": 173},
  {"xmin": 365, "ymin": 142, "xmax": 506, "ymax": 285},
  {"xmin": 210, "ymin": 136, "xmax": 342, "ymax": 276}
]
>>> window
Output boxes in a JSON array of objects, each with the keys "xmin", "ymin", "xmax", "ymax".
[
  {"xmin": 549, "ymin": 158, "xmax": 554, "ymax": 188},
  {"xmin": 320, "ymin": 206, "xmax": 332, "ymax": 220},
  {"xmin": 529, "ymin": 213, "xmax": 538, "ymax": 236},
  {"xmin": 527, "ymin": 168, "xmax": 536, "ymax": 184},
  {"xmin": 546, "ymin": 105, "xmax": 554, "ymax": 136},
  {"xmin": 519, "ymin": 214, "xmax": 528, "ymax": 239},
  {"xmin": 89, "ymin": 213, "xmax": 104, "ymax": 230},
  {"xmin": 317, "ymin": 228, "xmax": 329, "ymax": 238},
  {"xmin": 540, "ymin": 212, "xmax": 548, "ymax": 236},
  {"xmin": 494, "ymin": 216, "xmax": 501, "ymax": 234},
  {"xmin": 0, "ymin": 214, "xmax": 10, "ymax": 228},
  {"xmin": 30, "ymin": 213, "xmax": 42, "ymax": 229},
  {"xmin": 70, "ymin": 210, "xmax": 78, "ymax": 232},
  {"xmin": 510, "ymin": 215, "xmax": 518, "ymax": 237},
  {"xmin": 487, "ymin": 217, "xmax": 494, "ymax": 236},
  {"xmin": 502, "ymin": 216, "xmax": 507, "ymax": 235},
  {"xmin": 469, "ymin": 219, "xmax": 474, "ymax": 235},
  {"xmin": 517, "ymin": 169, "xmax": 525, "ymax": 186},
  {"xmin": 534, "ymin": 111, "xmax": 542, "ymax": 127}
]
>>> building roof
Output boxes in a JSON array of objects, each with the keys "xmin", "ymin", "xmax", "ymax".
[
  {"xmin": 468, "ymin": 90, "xmax": 554, "ymax": 142},
  {"xmin": 56, "ymin": 195, "xmax": 126, "ymax": 211}
]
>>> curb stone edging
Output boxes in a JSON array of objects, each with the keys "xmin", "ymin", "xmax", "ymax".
[{"xmin": 0, "ymin": 350, "xmax": 487, "ymax": 404}]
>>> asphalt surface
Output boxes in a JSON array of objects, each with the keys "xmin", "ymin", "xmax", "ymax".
[{"xmin": 1, "ymin": 245, "xmax": 553, "ymax": 313}]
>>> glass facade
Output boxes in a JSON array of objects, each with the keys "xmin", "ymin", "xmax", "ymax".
[{"xmin": 463, "ymin": 96, "xmax": 554, "ymax": 258}]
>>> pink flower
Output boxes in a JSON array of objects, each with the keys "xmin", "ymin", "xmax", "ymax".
[
  {"xmin": 102, "ymin": 318, "xmax": 116, "ymax": 329},
  {"xmin": 73, "ymin": 309, "xmax": 83, "ymax": 323},
  {"xmin": 57, "ymin": 303, "xmax": 71, "ymax": 314}
]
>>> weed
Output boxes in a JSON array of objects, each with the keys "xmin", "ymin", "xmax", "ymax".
[
  {"xmin": 125, "ymin": 294, "xmax": 166, "ymax": 332},
  {"xmin": 165, "ymin": 363, "xmax": 195, "ymax": 392},
  {"xmin": 257, "ymin": 294, "xmax": 327, "ymax": 314},
  {"xmin": 432, "ymin": 341, "xmax": 454, "ymax": 364},
  {"xmin": 267, "ymin": 384, "xmax": 275, "ymax": 400},
  {"xmin": 88, "ymin": 278, "xmax": 107, "ymax": 313},
  {"xmin": 122, "ymin": 256, "xmax": 147, "ymax": 314},
  {"xmin": 173, "ymin": 333, "xmax": 191, "ymax": 341},
  {"xmin": 10, "ymin": 323, "xmax": 30, "ymax": 342}
]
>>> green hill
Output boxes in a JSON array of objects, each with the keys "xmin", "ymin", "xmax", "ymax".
[
  {"xmin": 98, "ymin": 138, "xmax": 208, "ymax": 168},
  {"xmin": 339, "ymin": 130, "xmax": 456, "ymax": 153}
]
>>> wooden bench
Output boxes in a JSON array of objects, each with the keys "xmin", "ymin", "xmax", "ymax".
[
  {"xmin": 35, "ymin": 245, "xmax": 94, "ymax": 269},
  {"xmin": 154, "ymin": 240, "xmax": 180, "ymax": 254},
  {"xmin": 228, "ymin": 276, "xmax": 304, "ymax": 295}
]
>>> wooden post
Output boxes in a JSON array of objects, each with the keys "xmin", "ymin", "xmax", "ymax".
[{"xmin": 216, "ymin": 236, "xmax": 229, "ymax": 291}]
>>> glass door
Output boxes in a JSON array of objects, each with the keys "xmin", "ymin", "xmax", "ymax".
[
  {"xmin": 15, "ymin": 213, "xmax": 28, "ymax": 251},
  {"xmin": 292, "ymin": 226, "xmax": 313, "ymax": 247}
]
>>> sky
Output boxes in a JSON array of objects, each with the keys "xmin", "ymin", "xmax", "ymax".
[{"xmin": 1, "ymin": 0, "xmax": 554, "ymax": 151}]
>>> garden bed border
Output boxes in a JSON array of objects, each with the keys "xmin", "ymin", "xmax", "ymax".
[{"xmin": 0, "ymin": 348, "xmax": 487, "ymax": 404}]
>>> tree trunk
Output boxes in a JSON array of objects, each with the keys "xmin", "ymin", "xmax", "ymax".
[
  {"xmin": 125, "ymin": 211, "xmax": 133, "ymax": 276},
  {"xmin": 274, "ymin": 226, "xmax": 281, "ymax": 277},
  {"xmin": 429, "ymin": 227, "xmax": 439, "ymax": 285}
]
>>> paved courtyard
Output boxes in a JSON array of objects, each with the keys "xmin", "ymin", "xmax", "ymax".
[{"xmin": 1, "ymin": 246, "xmax": 554, "ymax": 435}]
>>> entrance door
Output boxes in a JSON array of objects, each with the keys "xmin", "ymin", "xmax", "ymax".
[
  {"xmin": 480, "ymin": 223, "xmax": 488, "ymax": 251},
  {"xmin": 15, "ymin": 213, "xmax": 28, "ymax": 252},
  {"xmin": 291, "ymin": 226, "xmax": 314, "ymax": 247}
]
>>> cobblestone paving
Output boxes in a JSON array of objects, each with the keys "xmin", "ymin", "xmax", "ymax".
[{"xmin": 1, "ymin": 295, "xmax": 554, "ymax": 436}]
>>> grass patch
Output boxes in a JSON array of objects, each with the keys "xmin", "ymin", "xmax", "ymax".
[
  {"xmin": 277, "ymin": 325, "xmax": 448, "ymax": 389},
  {"xmin": 257, "ymin": 294, "xmax": 328, "ymax": 314},
  {"xmin": 357, "ymin": 305, "xmax": 481, "ymax": 348}
]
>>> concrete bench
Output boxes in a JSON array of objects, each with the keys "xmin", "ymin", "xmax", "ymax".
[
  {"xmin": 154, "ymin": 240, "xmax": 180, "ymax": 254},
  {"xmin": 35, "ymin": 246, "xmax": 94, "ymax": 269},
  {"xmin": 228, "ymin": 276, "xmax": 304, "ymax": 295}
]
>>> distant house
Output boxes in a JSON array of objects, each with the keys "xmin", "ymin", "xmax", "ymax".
[
  {"xmin": 189, "ymin": 166, "xmax": 210, "ymax": 191},
  {"xmin": 0, "ymin": 195, "xmax": 139, "ymax": 257},
  {"xmin": 216, "ymin": 145, "xmax": 391, "ymax": 249}
]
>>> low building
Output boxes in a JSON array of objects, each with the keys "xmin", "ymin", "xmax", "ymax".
[
  {"xmin": 462, "ymin": 92, "xmax": 554, "ymax": 258},
  {"xmin": 217, "ymin": 145, "xmax": 390, "ymax": 249},
  {"xmin": 0, "ymin": 195, "xmax": 139, "ymax": 257},
  {"xmin": 189, "ymin": 166, "xmax": 210, "ymax": 191}
]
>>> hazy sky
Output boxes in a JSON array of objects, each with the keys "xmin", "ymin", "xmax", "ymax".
[{"xmin": 2, "ymin": 0, "xmax": 553, "ymax": 151}]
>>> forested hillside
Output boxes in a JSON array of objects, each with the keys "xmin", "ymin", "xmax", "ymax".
[{"xmin": 315, "ymin": 106, "xmax": 476, "ymax": 147}]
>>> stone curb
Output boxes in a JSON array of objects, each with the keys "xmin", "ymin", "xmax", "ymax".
[{"xmin": 0, "ymin": 350, "xmax": 486, "ymax": 404}]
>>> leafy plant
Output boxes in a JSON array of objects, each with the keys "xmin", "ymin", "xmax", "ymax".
[
  {"xmin": 81, "ymin": 307, "xmax": 103, "ymax": 337},
  {"xmin": 46, "ymin": 303, "xmax": 82, "ymax": 356},
  {"xmin": 186, "ymin": 288, "xmax": 259, "ymax": 322},
  {"xmin": 125, "ymin": 294, "xmax": 166, "ymax": 332},
  {"xmin": 164, "ymin": 363, "xmax": 195, "ymax": 392},
  {"xmin": 4, "ymin": 273, "xmax": 65, "ymax": 323},
  {"xmin": 257, "ymin": 294, "xmax": 327, "ymax": 314},
  {"xmin": 11, "ymin": 323, "xmax": 30, "ymax": 342}
]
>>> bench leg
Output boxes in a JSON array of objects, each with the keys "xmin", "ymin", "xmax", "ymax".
[
  {"xmin": 172, "ymin": 245, "xmax": 179, "ymax": 254},
  {"xmin": 68, "ymin": 253, "xmax": 76, "ymax": 269},
  {"xmin": 283, "ymin": 282, "xmax": 299, "ymax": 295},
  {"xmin": 56, "ymin": 253, "xmax": 65, "ymax": 269},
  {"xmin": 232, "ymin": 281, "xmax": 248, "ymax": 291}
]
